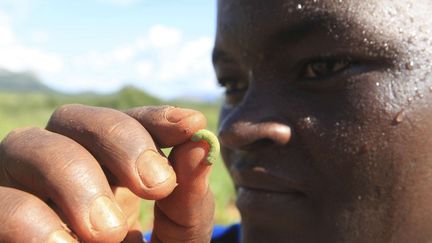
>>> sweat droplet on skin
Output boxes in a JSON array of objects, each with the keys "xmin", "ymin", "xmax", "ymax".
[
  {"xmin": 405, "ymin": 61, "xmax": 415, "ymax": 70},
  {"xmin": 393, "ymin": 110, "xmax": 405, "ymax": 125},
  {"xmin": 298, "ymin": 116, "xmax": 315, "ymax": 129}
]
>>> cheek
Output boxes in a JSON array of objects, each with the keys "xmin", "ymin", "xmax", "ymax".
[
  {"xmin": 220, "ymin": 146, "xmax": 234, "ymax": 170},
  {"xmin": 295, "ymin": 77, "xmax": 403, "ymax": 200},
  {"xmin": 302, "ymin": 70, "xmax": 432, "ymax": 202},
  {"xmin": 297, "ymin": 118, "xmax": 391, "ymax": 193}
]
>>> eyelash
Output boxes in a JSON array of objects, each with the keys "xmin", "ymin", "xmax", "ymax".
[
  {"xmin": 300, "ymin": 57, "xmax": 354, "ymax": 80},
  {"xmin": 218, "ymin": 77, "xmax": 249, "ymax": 106},
  {"xmin": 218, "ymin": 56, "xmax": 359, "ymax": 100},
  {"xmin": 218, "ymin": 78, "xmax": 248, "ymax": 94}
]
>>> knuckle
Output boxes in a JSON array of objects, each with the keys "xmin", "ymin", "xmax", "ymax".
[
  {"xmin": 0, "ymin": 127, "xmax": 39, "ymax": 157},
  {"xmin": 144, "ymin": 105, "xmax": 174, "ymax": 113},
  {"xmin": 103, "ymin": 116, "xmax": 144, "ymax": 138},
  {"xmin": 157, "ymin": 105, "xmax": 176, "ymax": 114},
  {"xmin": 2, "ymin": 127, "xmax": 38, "ymax": 143},
  {"xmin": 126, "ymin": 105, "xmax": 174, "ymax": 120}
]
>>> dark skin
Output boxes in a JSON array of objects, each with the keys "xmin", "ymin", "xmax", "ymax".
[
  {"xmin": 0, "ymin": 105, "xmax": 214, "ymax": 243},
  {"xmin": 215, "ymin": 0, "xmax": 432, "ymax": 242},
  {"xmin": 1, "ymin": 0, "xmax": 432, "ymax": 242}
]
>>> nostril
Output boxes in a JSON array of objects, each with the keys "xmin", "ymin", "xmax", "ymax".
[{"xmin": 242, "ymin": 138, "xmax": 276, "ymax": 151}]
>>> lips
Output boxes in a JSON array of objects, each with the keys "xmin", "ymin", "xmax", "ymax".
[
  {"xmin": 230, "ymin": 159, "xmax": 314, "ymax": 226},
  {"xmin": 230, "ymin": 162, "xmax": 306, "ymax": 197},
  {"xmin": 233, "ymin": 163, "xmax": 310, "ymax": 223}
]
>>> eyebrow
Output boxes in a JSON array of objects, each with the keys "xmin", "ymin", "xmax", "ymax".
[
  {"xmin": 212, "ymin": 14, "xmax": 338, "ymax": 65},
  {"xmin": 269, "ymin": 14, "xmax": 335, "ymax": 46}
]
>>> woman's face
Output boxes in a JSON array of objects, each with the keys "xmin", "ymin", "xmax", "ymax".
[{"xmin": 215, "ymin": 0, "xmax": 432, "ymax": 242}]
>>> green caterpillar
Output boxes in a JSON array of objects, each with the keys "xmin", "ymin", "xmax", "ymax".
[{"xmin": 191, "ymin": 129, "xmax": 220, "ymax": 165}]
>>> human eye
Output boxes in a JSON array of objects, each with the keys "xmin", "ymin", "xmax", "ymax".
[
  {"xmin": 302, "ymin": 58, "xmax": 352, "ymax": 80},
  {"xmin": 218, "ymin": 77, "xmax": 249, "ymax": 106},
  {"xmin": 294, "ymin": 55, "xmax": 371, "ymax": 91}
]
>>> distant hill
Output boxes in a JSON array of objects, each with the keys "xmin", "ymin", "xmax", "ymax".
[
  {"xmin": 0, "ymin": 69, "xmax": 54, "ymax": 93},
  {"xmin": 99, "ymin": 85, "xmax": 163, "ymax": 109},
  {"xmin": 0, "ymin": 68, "xmax": 218, "ymax": 108}
]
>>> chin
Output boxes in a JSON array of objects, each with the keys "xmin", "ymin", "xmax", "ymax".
[{"xmin": 236, "ymin": 187, "xmax": 325, "ymax": 243}]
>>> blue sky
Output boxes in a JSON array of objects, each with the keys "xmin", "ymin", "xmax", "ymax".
[{"xmin": 0, "ymin": 0, "xmax": 222, "ymax": 100}]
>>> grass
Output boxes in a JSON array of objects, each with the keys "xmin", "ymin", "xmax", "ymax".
[{"xmin": 0, "ymin": 90, "xmax": 239, "ymax": 230}]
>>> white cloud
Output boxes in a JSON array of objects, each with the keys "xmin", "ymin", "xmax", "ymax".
[
  {"xmin": 148, "ymin": 25, "xmax": 182, "ymax": 48},
  {"xmin": 71, "ymin": 45, "xmax": 136, "ymax": 70},
  {"xmin": 0, "ymin": 11, "xmax": 63, "ymax": 75},
  {"xmin": 58, "ymin": 24, "xmax": 220, "ymax": 100},
  {"xmin": 0, "ymin": 8, "xmax": 219, "ymax": 100},
  {"xmin": 135, "ymin": 35, "xmax": 218, "ymax": 99},
  {"xmin": 0, "ymin": 0, "xmax": 35, "ymax": 19},
  {"xmin": 96, "ymin": 0, "xmax": 140, "ymax": 6},
  {"xmin": 30, "ymin": 30, "xmax": 49, "ymax": 44},
  {"xmin": 0, "ymin": 11, "xmax": 14, "ymax": 45},
  {"xmin": 135, "ymin": 60, "xmax": 154, "ymax": 78},
  {"xmin": 157, "ymin": 37, "xmax": 213, "ymax": 80},
  {"xmin": 0, "ymin": 25, "xmax": 15, "ymax": 46},
  {"xmin": 0, "ymin": 47, "xmax": 63, "ymax": 74}
]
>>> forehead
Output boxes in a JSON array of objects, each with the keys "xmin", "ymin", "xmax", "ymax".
[{"xmin": 215, "ymin": 0, "xmax": 432, "ymax": 54}]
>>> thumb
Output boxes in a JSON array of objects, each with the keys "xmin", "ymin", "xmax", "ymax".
[{"xmin": 152, "ymin": 130, "xmax": 217, "ymax": 243}]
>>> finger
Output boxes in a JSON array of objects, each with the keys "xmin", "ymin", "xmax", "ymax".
[
  {"xmin": 125, "ymin": 106, "xmax": 207, "ymax": 148},
  {"xmin": 46, "ymin": 104, "xmax": 177, "ymax": 200},
  {"xmin": 123, "ymin": 220, "xmax": 145, "ymax": 243},
  {"xmin": 0, "ymin": 186, "xmax": 77, "ymax": 243},
  {"xmin": 152, "ymin": 139, "xmax": 215, "ymax": 242},
  {"xmin": 112, "ymin": 186, "xmax": 141, "ymax": 228},
  {"xmin": 0, "ymin": 127, "xmax": 128, "ymax": 243},
  {"xmin": 110, "ymin": 188, "xmax": 146, "ymax": 243}
]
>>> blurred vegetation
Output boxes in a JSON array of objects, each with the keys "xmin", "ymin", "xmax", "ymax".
[{"xmin": 0, "ymin": 80, "xmax": 239, "ymax": 230}]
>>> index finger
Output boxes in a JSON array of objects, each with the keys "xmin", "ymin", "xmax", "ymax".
[
  {"xmin": 46, "ymin": 105, "xmax": 176, "ymax": 200},
  {"xmin": 125, "ymin": 106, "xmax": 207, "ymax": 148}
]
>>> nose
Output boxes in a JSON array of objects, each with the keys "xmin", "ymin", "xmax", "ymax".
[{"xmin": 218, "ymin": 107, "xmax": 292, "ymax": 150}]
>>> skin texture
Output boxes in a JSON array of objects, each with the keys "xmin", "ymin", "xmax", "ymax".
[
  {"xmin": 215, "ymin": 0, "xmax": 432, "ymax": 242},
  {"xmin": 2, "ymin": 1, "xmax": 432, "ymax": 242},
  {"xmin": 0, "ymin": 105, "xmax": 214, "ymax": 242}
]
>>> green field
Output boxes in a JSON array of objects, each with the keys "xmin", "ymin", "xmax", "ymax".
[{"xmin": 0, "ymin": 88, "xmax": 239, "ymax": 230}]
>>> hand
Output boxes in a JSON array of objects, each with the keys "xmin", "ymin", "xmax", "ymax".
[{"xmin": 0, "ymin": 104, "xmax": 215, "ymax": 243}]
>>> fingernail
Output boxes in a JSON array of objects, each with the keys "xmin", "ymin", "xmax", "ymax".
[
  {"xmin": 90, "ymin": 196, "xmax": 125, "ymax": 232},
  {"xmin": 47, "ymin": 230, "xmax": 77, "ymax": 243},
  {"xmin": 137, "ymin": 150, "xmax": 173, "ymax": 188},
  {"xmin": 165, "ymin": 107, "xmax": 196, "ymax": 123}
]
